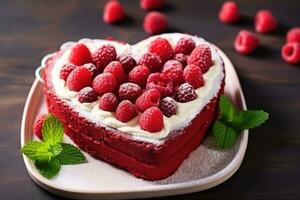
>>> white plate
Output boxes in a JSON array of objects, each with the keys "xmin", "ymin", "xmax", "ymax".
[{"xmin": 21, "ymin": 46, "xmax": 248, "ymax": 199}]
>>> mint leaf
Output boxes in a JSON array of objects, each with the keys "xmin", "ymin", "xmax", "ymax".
[
  {"xmin": 57, "ymin": 143, "xmax": 86, "ymax": 165},
  {"xmin": 237, "ymin": 110, "xmax": 269, "ymax": 130},
  {"xmin": 219, "ymin": 96, "xmax": 238, "ymax": 122},
  {"xmin": 213, "ymin": 120, "xmax": 238, "ymax": 149},
  {"xmin": 21, "ymin": 141, "xmax": 52, "ymax": 162},
  {"xmin": 42, "ymin": 115, "xmax": 64, "ymax": 145},
  {"xmin": 35, "ymin": 157, "xmax": 61, "ymax": 179}
]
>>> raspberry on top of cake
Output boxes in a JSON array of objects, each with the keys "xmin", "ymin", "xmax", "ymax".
[{"xmin": 50, "ymin": 33, "xmax": 225, "ymax": 143}]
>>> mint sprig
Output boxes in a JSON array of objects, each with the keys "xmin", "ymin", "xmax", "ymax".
[
  {"xmin": 212, "ymin": 95, "xmax": 269, "ymax": 149},
  {"xmin": 21, "ymin": 114, "xmax": 86, "ymax": 179}
]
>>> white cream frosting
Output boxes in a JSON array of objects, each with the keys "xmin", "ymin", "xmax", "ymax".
[{"xmin": 50, "ymin": 33, "xmax": 224, "ymax": 144}]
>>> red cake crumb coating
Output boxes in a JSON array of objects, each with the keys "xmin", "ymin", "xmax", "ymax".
[{"xmin": 43, "ymin": 41, "xmax": 225, "ymax": 180}]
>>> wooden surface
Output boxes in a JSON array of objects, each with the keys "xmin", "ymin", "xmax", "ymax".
[{"xmin": 0, "ymin": 0, "xmax": 300, "ymax": 199}]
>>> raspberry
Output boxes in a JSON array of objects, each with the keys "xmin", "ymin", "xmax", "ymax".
[
  {"xmin": 218, "ymin": 1, "xmax": 240, "ymax": 24},
  {"xmin": 140, "ymin": 0, "xmax": 165, "ymax": 10},
  {"xmin": 33, "ymin": 114, "xmax": 47, "ymax": 140},
  {"xmin": 162, "ymin": 60, "xmax": 184, "ymax": 86},
  {"xmin": 66, "ymin": 66, "xmax": 92, "ymax": 92},
  {"xmin": 135, "ymin": 89, "xmax": 161, "ymax": 112},
  {"xmin": 103, "ymin": 0, "xmax": 125, "ymax": 24},
  {"xmin": 159, "ymin": 97, "xmax": 177, "ymax": 117},
  {"xmin": 116, "ymin": 100, "xmax": 137, "ymax": 122},
  {"xmin": 287, "ymin": 27, "xmax": 300, "ymax": 43},
  {"xmin": 99, "ymin": 92, "xmax": 118, "ymax": 112},
  {"xmin": 148, "ymin": 37, "xmax": 174, "ymax": 62},
  {"xmin": 92, "ymin": 73, "xmax": 118, "ymax": 95},
  {"xmin": 174, "ymin": 37, "xmax": 196, "ymax": 55},
  {"xmin": 60, "ymin": 63, "xmax": 76, "ymax": 81},
  {"xmin": 187, "ymin": 44, "xmax": 212, "ymax": 73},
  {"xmin": 92, "ymin": 44, "xmax": 117, "ymax": 72},
  {"xmin": 68, "ymin": 43, "xmax": 92, "ymax": 66},
  {"xmin": 83, "ymin": 63, "xmax": 98, "ymax": 78},
  {"xmin": 234, "ymin": 30, "xmax": 260, "ymax": 54},
  {"xmin": 143, "ymin": 11, "xmax": 168, "ymax": 34},
  {"xmin": 103, "ymin": 61, "xmax": 126, "ymax": 84},
  {"xmin": 281, "ymin": 42, "xmax": 300, "ymax": 64},
  {"xmin": 183, "ymin": 64, "xmax": 204, "ymax": 89},
  {"xmin": 118, "ymin": 83, "xmax": 142, "ymax": 103},
  {"xmin": 139, "ymin": 107, "xmax": 164, "ymax": 132},
  {"xmin": 128, "ymin": 65, "xmax": 150, "ymax": 87},
  {"xmin": 174, "ymin": 53, "xmax": 187, "ymax": 66},
  {"xmin": 175, "ymin": 83, "xmax": 197, "ymax": 103},
  {"xmin": 255, "ymin": 10, "xmax": 278, "ymax": 34},
  {"xmin": 78, "ymin": 87, "xmax": 98, "ymax": 103},
  {"xmin": 138, "ymin": 52, "xmax": 162, "ymax": 72},
  {"xmin": 117, "ymin": 54, "xmax": 137, "ymax": 73},
  {"xmin": 146, "ymin": 73, "xmax": 173, "ymax": 97}
]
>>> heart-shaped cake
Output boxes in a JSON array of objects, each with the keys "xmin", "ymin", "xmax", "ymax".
[{"xmin": 43, "ymin": 33, "xmax": 225, "ymax": 180}]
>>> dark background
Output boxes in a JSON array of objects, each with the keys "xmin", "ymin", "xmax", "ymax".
[{"xmin": 0, "ymin": 0, "xmax": 300, "ymax": 199}]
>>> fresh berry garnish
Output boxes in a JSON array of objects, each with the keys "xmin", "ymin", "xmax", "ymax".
[
  {"xmin": 140, "ymin": 0, "xmax": 165, "ymax": 10},
  {"xmin": 162, "ymin": 60, "xmax": 184, "ymax": 86},
  {"xmin": 234, "ymin": 30, "xmax": 260, "ymax": 54},
  {"xmin": 287, "ymin": 27, "xmax": 300, "ymax": 43},
  {"xmin": 183, "ymin": 64, "xmax": 204, "ymax": 89},
  {"xmin": 116, "ymin": 100, "xmax": 137, "ymax": 122},
  {"xmin": 143, "ymin": 11, "xmax": 168, "ymax": 34},
  {"xmin": 146, "ymin": 73, "xmax": 173, "ymax": 97},
  {"xmin": 103, "ymin": 0, "xmax": 125, "ymax": 24},
  {"xmin": 92, "ymin": 44, "xmax": 117, "ymax": 72},
  {"xmin": 92, "ymin": 73, "xmax": 118, "ymax": 95},
  {"xmin": 83, "ymin": 63, "xmax": 98, "ymax": 78},
  {"xmin": 218, "ymin": 1, "xmax": 240, "ymax": 24},
  {"xmin": 255, "ymin": 10, "xmax": 278, "ymax": 34},
  {"xmin": 187, "ymin": 44, "xmax": 212, "ymax": 73},
  {"xmin": 175, "ymin": 83, "xmax": 197, "ymax": 103},
  {"xmin": 174, "ymin": 53, "xmax": 187, "ymax": 66},
  {"xmin": 117, "ymin": 54, "xmax": 137, "ymax": 73},
  {"xmin": 60, "ymin": 63, "xmax": 76, "ymax": 81},
  {"xmin": 118, "ymin": 83, "xmax": 142, "ymax": 103},
  {"xmin": 69, "ymin": 43, "xmax": 92, "ymax": 66},
  {"xmin": 148, "ymin": 37, "xmax": 174, "ymax": 62},
  {"xmin": 139, "ymin": 107, "xmax": 164, "ymax": 132},
  {"xmin": 33, "ymin": 114, "xmax": 47, "ymax": 140},
  {"xmin": 78, "ymin": 87, "xmax": 98, "ymax": 103},
  {"xmin": 103, "ymin": 61, "xmax": 126, "ymax": 84},
  {"xmin": 281, "ymin": 42, "xmax": 300, "ymax": 64},
  {"xmin": 66, "ymin": 66, "xmax": 92, "ymax": 92},
  {"xmin": 174, "ymin": 37, "xmax": 196, "ymax": 55},
  {"xmin": 138, "ymin": 52, "xmax": 162, "ymax": 72},
  {"xmin": 99, "ymin": 93, "xmax": 118, "ymax": 112},
  {"xmin": 135, "ymin": 89, "xmax": 161, "ymax": 112},
  {"xmin": 159, "ymin": 97, "xmax": 177, "ymax": 117},
  {"xmin": 128, "ymin": 65, "xmax": 150, "ymax": 87}
]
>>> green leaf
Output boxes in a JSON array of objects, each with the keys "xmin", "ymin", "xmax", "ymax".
[
  {"xmin": 237, "ymin": 110, "xmax": 269, "ymax": 130},
  {"xmin": 219, "ymin": 96, "xmax": 238, "ymax": 122},
  {"xmin": 42, "ymin": 115, "xmax": 64, "ymax": 145},
  {"xmin": 21, "ymin": 141, "xmax": 52, "ymax": 162},
  {"xmin": 56, "ymin": 143, "xmax": 86, "ymax": 165},
  {"xmin": 213, "ymin": 120, "xmax": 238, "ymax": 149},
  {"xmin": 35, "ymin": 157, "xmax": 61, "ymax": 179}
]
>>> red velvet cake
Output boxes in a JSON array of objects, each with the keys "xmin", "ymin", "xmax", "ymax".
[{"xmin": 43, "ymin": 33, "xmax": 225, "ymax": 180}]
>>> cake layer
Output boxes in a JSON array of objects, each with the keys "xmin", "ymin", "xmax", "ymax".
[{"xmin": 63, "ymin": 108, "xmax": 213, "ymax": 180}]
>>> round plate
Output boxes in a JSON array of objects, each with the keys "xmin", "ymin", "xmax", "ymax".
[{"xmin": 21, "ymin": 45, "xmax": 248, "ymax": 199}]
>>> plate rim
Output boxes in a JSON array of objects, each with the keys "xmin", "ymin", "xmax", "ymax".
[{"xmin": 21, "ymin": 46, "xmax": 248, "ymax": 199}]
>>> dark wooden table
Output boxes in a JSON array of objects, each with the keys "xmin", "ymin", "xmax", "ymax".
[{"xmin": 1, "ymin": 0, "xmax": 300, "ymax": 199}]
